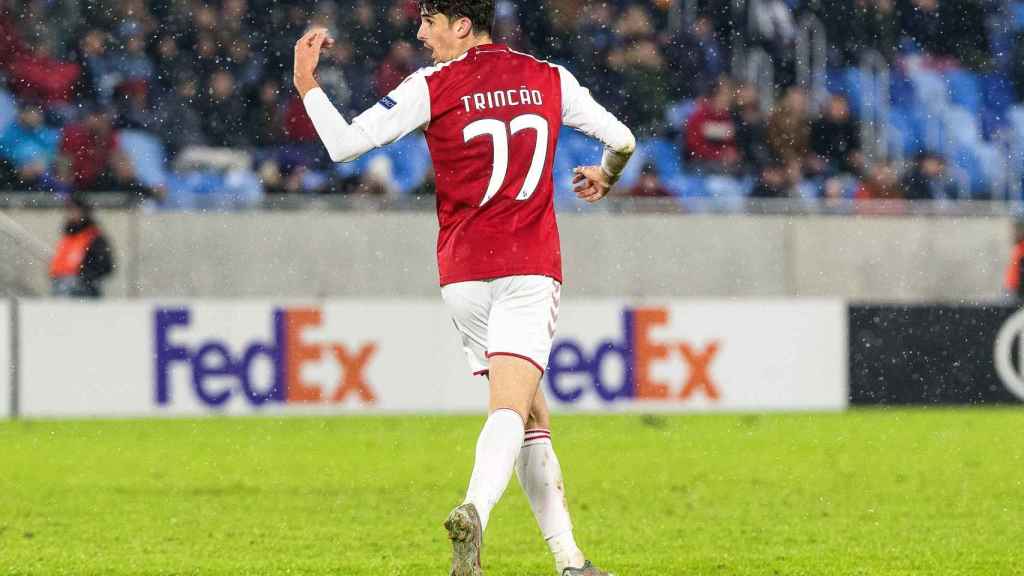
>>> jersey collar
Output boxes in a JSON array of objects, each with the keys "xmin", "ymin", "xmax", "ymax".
[{"xmin": 468, "ymin": 43, "xmax": 510, "ymax": 56}]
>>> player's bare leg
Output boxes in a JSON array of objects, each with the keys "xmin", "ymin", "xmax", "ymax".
[
  {"xmin": 446, "ymin": 355, "xmax": 540, "ymax": 576},
  {"xmin": 518, "ymin": 391, "xmax": 614, "ymax": 575}
]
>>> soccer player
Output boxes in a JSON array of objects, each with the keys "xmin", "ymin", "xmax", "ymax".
[{"xmin": 293, "ymin": 2, "xmax": 635, "ymax": 574}]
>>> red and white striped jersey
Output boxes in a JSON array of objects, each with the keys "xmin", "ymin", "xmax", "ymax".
[{"xmin": 303, "ymin": 43, "xmax": 635, "ymax": 286}]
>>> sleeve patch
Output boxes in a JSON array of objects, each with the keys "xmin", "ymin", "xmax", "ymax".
[{"xmin": 378, "ymin": 96, "xmax": 398, "ymax": 109}]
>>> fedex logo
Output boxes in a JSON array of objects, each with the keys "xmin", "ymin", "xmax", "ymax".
[
  {"xmin": 155, "ymin": 307, "xmax": 377, "ymax": 408},
  {"xmin": 546, "ymin": 308, "xmax": 721, "ymax": 403}
]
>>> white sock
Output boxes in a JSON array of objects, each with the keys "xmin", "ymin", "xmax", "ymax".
[
  {"xmin": 464, "ymin": 408, "xmax": 525, "ymax": 532},
  {"xmin": 516, "ymin": 429, "xmax": 585, "ymax": 573}
]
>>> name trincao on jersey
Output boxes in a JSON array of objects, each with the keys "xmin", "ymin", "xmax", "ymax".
[{"xmin": 460, "ymin": 86, "xmax": 545, "ymax": 113}]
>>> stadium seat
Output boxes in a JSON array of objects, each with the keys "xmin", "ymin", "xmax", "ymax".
[
  {"xmin": 665, "ymin": 100, "xmax": 696, "ymax": 131},
  {"xmin": 560, "ymin": 128, "xmax": 603, "ymax": 167},
  {"xmin": 974, "ymin": 142, "xmax": 1005, "ymax": 199},
  {"xmin": 1009, "ymin": 105, "xmax": 1024, "ymax": 136},
  {"xmin": 119, "ymin": 130, "xmax": 169, "ymax": 189},
  {"xmin": 980, "ymin": 73, "xmax": 1014, "ymax": 137},
  {"xmin": 1014, "ymin": 2, "xmax": 1024, "ymax": 30},
  {"xmin": 887, "ymin": 107, "xmax": 923, "ymax": 158},
  {"xmin": 943, "ymin": 107, "xmax": 983, "ymax": 147},
  {"xmin": 907, "ymin": 68, "xmax": 948, "ymax": 113},
  {"xmin": 163, "ymin": 169, "xmax": 262, "ymax": 210},
  {"xmin": 552, "ymin": 138, "xmax": 575, "ymax": 187},
  {"xmin": 0, "ymin": 89, "xmax": 16, "ymax": 134},
  {"xmin": 163, "ymin": 171, "xmax": 220, "ymax": 210},
  {"xmin": 983, "ymin": 73, "xmax": 1014, "ymax": 119},
  {"xmin": 951, "ymin": 145, "xmax": 988, "ymax": 197},
  {"xmin": 676, "ymin": 173, "xmax": 708, "ymax": 200},
  {"xmin": 705, "ymin": 175, "xmax": 748, "ymax": 203},
  {"xmin": 945, "ymin": 70, "xmax": 982, "ymax": 116},
  {"xmin": 646, "ymin": 138, "xmax": 684, "ymax": 183},
  {"xmin": 889, "ymin": 70, "xmax": 916, "ymax": 109},
  {"xmin": 382, "ymin": 134, "xmax": 430, "ymax": 195}
]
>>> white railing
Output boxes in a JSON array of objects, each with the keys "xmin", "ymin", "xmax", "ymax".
[
  {"xmin": 858, "ymin": 50, "xmax": 891, "ymax": 165},
  {"xmin": 996, "ymin": 126, "xmax": 1024, "ymax": 203},
  {"xmin": 796, "ymin": 14, "xmax": 828, "ymax": 107},
  {"xmin": 730, "ymin": 0, "xmax": 749, "ymax": 78},
  {"xmin": 744, "ymin": 47, "xmax": 775, "ymax": 114}
]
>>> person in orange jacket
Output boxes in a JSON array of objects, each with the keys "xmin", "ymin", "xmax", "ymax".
[
  {"xmin": 49, "ymin": 195, "xmax": 114, "ymax": 298},
  {"xmin": 1005, "ymin": 224, "xmax": 1024, "ymax": 299}
]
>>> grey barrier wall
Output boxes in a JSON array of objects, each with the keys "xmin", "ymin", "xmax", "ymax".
[{"xmin": 0, "ymin": 209, "xmax": 1013, "ymax": 301}]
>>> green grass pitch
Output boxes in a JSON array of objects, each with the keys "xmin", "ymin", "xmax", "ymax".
[{"xmin": 1, "ymin": 409, "xmax": 1022, "ymax": 575}]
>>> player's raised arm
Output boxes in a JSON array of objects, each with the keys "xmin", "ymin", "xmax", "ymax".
[
  {"xmin": 293, "ymin": 27, "xmax": 430, "ymax": 163},
  {"xmin": 557, "ymin": 65, "xmax": 636, "ymax": 202}
]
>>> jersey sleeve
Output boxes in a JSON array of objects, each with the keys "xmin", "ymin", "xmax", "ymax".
[
  {"xmin": 302, "ymin": 71, "xmax": 431, "ymax": 163},
  {"xmin": 556, "ymin": 65, "xmax": 636, "ymax": 182}
]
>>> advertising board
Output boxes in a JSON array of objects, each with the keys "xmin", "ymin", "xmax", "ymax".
[
  {"xmin": 18, "ymin": 301, "xmax": 484, "ymax": 418},
  {"xmin": 850, "ymin": 305, "xmax": 1024, "ymax": 404},
  {"xmin": 544, "ymin": 300, "xmax": 848, "ymax": 412},
  {"xmin": 18, "ymin": 299, "xmax": 848, "ymax": 418}
]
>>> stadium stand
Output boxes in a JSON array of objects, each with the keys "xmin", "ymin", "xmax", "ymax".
[{"xmin": 1, "ymin": 0, "xmax": 1023, "ymax": 208}]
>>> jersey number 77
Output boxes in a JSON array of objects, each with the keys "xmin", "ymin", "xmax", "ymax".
[{"xmin": 463, "ymin": 113, "xmax": 549, "ymax": 206}]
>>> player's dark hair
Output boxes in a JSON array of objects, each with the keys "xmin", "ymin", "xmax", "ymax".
[{"xmin": 418, "ymin": 0, "xmax": 494, "ymax": 36}]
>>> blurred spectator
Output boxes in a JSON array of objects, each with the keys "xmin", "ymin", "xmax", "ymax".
[
  {"xmin": 74, "ymin": 29, "xmax": 119, "ymax": 105},
  {"xmin": 224, "ymin": 37, "xmax": 265, "ymax": 94},
  {"xmin": 153, "ymin": 33, "xmax": 190, "ymax": 92},
  {"xmin": 811, "ymin": 93, "xmax": 864, "ymax": 177},
  {"xmin": 1005, "ymin": 224, "xmax": 1024, "ymax": 299},
  {"xmin": 522, "ymin": 0, "xmax": 578, "ymax": 64},
  {"xmin": 733, "ymin": 83, "xmax": 771, "ymax": 173},
  {"xmin": 767, "ymin": 86, "xmax": 813, "ymax": 181},
  {"xmin": 493, "ymin": 0, "xmax": 526, "ymax": 49},
  {"xmin": 0, "ymin": 19, "xmax": 80, "ymax": 105},
  {"xmin": 899, "ymin": 0, "xmax": 944, "ymax": 56},
  {"xmin": 110, "ymin": 28, "xmax": 155, "ymax": 86},
  {"xmin": 220, "ymin": 0, "xmax": 261, "ymax": 48},
  {"xmin": 49, "ymin": 195, "xmax": 114, "ymax": 299},
  {"xmin": 200, "ymin": 70, "xmax": 248, "ymax": 148},
  {"xmin": 855, "ymin": 161, "xmax": 901, "ymax": 199},
  {"xmin": 747, "ymin": 0, "xmax": 797, "ymax": 86},
  {"xmin": 317, "ymin": 39, "xmax": 376, "ymax": 117},
  {"xmin": 901, "ymin": 151, "xmax": 959, "ymax": 200},
  {"xmin": 749, "ymin": 162, "xmax": 790, "ymax": 198},
  {"xmin": 375, "ymin": 41, "xmax": 418, "ymax": 97},
  {"xmin": 1011, "ymin": 32, "xmax": 1024, "ymax": 101},
  {"xmin": 113, "ymin": 80, "xmax": 155, "ymax": 131},
  {"xmin": 153, "ymin": 73, "xmax": 207, "ymax": 156},
  {"xmin": 824, "ymin": 0, "xmax": 899, "ymax": 65},
  {"xmin": 345, "ymin": 0, "xmax": 390, "ymax": 63},
  {"xmin": 851, "ymin": 0, "xmax": 898, "ymax": 63},
  {"xmin": 0, "ymin": 105, "xmax": 60, "ymax": 191},
  {"xmin": 571, "ymin": 2, "xmax": 616, "ymax": 89},
  {"xmin": 664, "ymin": 15, "xmax": 723, "ymax": 101},
  {"xmin": 686, "ymin": 78, "xmax": 740, "ymax": 174},
  {"xmin": 608, "ymin": 6, "xmax": 669, "ymax": 135},
  {"xmin": 56, "ymin": 106, "xmax": 152, "ymax": 198},
  {"xmin": 246, "ymin": 79, "xmax": 285, "ymax": 148},
  {"xmin": 110, "ymin": 0, "xmax": 159, "ymax": 38},
  {"xmin": 384, "ymin": 0, "xmax": 419, "ymax": 42},
  {"xmin": 192, "ymin": 33, "xmax": 221, "ymax": 84},
  {"xmin": 627, "ymin": 162, "xmax": 672, "ymax": 197}
]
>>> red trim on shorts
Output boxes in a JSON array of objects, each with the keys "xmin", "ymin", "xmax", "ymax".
[{"xmin": 485, "ymin": 351, "xmax": 545, "ymax": 375}]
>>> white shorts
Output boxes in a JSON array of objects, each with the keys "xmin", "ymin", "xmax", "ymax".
[{"xmin": 441, "ymin": 275, "xmax": 561, "ymax": 376}]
